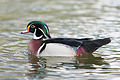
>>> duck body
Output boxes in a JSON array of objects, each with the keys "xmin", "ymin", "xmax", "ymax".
[
  {"xmin": 21, "ymin": 21, "xmax": 111, "ymax": 57},
  {"xmin": 28, "ymin": 38, "xmax": 111, "ymax": 56}
]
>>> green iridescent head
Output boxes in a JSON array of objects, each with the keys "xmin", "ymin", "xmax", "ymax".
[{"xmin": 21, "ymin": 21, "xmax": 51, "ymax": 39}]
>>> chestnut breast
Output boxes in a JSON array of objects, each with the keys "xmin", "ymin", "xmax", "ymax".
[{"xmin": 28, "ymin": 39, "xmax": 42, "ymax": 55}]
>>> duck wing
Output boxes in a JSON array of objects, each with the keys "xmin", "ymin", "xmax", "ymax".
[
  {"xmin": 42, "ymin": 38, "xmax": 111, "ymax": 54},
  {"xmin": 42, "ymin": 38, "xmax": 90, "ymax": 47}
]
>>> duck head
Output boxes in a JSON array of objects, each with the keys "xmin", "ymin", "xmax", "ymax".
[{"xmin": 21, "ymin": 21, "xmax": 51, "ymax": 40}]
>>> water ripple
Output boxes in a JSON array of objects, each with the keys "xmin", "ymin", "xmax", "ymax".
[{"xmin": 0, "ymin": 0, "xmax": 120, "ymax": 80}]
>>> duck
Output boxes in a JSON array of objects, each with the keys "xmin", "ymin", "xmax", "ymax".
[{"xmin": 21, "ymin": 21, "xmax": 111, "ymax": 57}]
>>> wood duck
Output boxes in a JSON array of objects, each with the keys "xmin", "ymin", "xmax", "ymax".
[{"xmin": 21, "ymin": 21, "xmax": 111, "ymax": 57}]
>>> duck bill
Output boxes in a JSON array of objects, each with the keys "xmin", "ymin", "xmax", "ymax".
[
  {"xmin": 21, "ymin": 30, "xmax": 29, "ymax": 34},
  {"xmin": 21, "ymin": 26, "xmax": 30, "ymax": 34}
]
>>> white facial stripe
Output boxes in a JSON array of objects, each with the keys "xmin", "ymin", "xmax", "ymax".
[
  {"xmin": 38, "ymin": 28, "xmax": 48, "ymax": 38},
  {"xmin": 44, "ymin": 25, "xmax": 48, "ymax": 33},
  {"xmin": 33, "ymin": 29, "xmax": 43, "ymax": 39}
]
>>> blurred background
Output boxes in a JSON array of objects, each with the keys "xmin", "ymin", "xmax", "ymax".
[{"xmin": 0, "ymin": 0, "xmax": 120, "ymax": 80}]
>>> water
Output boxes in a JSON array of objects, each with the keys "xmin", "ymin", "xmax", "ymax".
[{"xmin": 0, "ymin": 0, "xmax": 120, "ymax": 80}]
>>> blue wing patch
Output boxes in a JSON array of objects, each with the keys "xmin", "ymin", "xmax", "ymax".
[
  {"xmin": 72, "ymin": 46, "xmax": 78, "ymax": 50},
  {"xmin": 72, "ymin": 40, "xmax": 83, "ymax": 50},
  {"xmin": 75, "ymin": 40, "xmax": 83, "ymax": 44}
]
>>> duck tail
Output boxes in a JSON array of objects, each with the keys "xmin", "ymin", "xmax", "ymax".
[{"xmin": 82, "ymin": 38, "xmax": 111, "ymax": 54}]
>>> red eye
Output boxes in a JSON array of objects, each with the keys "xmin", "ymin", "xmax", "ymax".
[{"xmin": 31, "ymin": 25, "xmax": 36, "ymax": 28}]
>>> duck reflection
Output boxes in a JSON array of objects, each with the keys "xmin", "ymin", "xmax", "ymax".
[
  {"xmin": 75, "ymin": 54, "xmax": 108, "ymax": 69},
  {"xmin": 26, "ymin": 54, "xmax": 108, "ymax": 79},
  {"xmin": 26, "ymin": 54, "xmax": 47, "ymax": 79}
]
